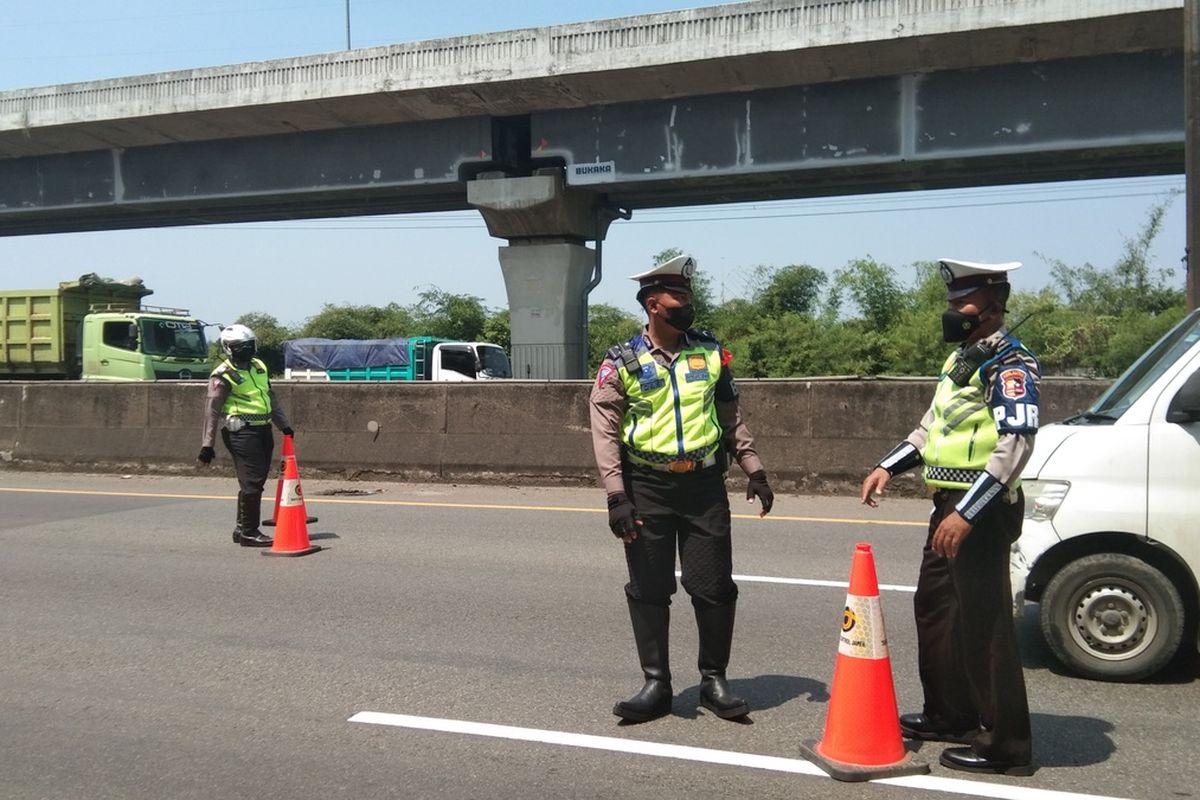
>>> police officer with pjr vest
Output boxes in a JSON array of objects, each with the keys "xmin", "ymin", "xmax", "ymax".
[
  {"xmin": 861, "ymin": 259, "xmax": 1039, "ymax": 776},
  {"xmin": 590, "ymin": 255, "xmax": 774, "ymax": 723},
  {"xmin": 198, "ymin": 324, "xmax": 294, "ymax": 547}
]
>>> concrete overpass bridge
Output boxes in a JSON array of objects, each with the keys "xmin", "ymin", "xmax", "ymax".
[{"xmin": 0, "ymin": 0, "xmax": 1184, "ymax": 378}]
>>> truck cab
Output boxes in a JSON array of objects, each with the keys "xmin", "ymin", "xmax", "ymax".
[
  {"xmin": 81, "ymin": 306, "xmax": 211, "ymax": 381},
  {"xmin": 432, "ymin": 341, "xmax": 512, "ymax": 381},
  {"xmin": 1012, "ymin": 309, "xmax": 1200, "ymax": 681}
]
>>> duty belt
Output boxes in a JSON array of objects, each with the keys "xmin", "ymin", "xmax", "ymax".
[
  {"xmin": 925, "ymin": 466, "xmax": 985, "ymax": 485},
  {"xmin": 224, "ymin": 413, "xmax": 271, "ymax": 430},
  {"xmin": 626, "ymin": 445, "xmax": 719, "ymax": 474}
]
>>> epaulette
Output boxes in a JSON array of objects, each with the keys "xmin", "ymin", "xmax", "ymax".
[
  {"xmin": 690, "ymin": 328, "xmax": 719, "ymax": 343},
  {"xmin": 981, "ymin": 336, "xmax": 1040, "ymax": 379}
]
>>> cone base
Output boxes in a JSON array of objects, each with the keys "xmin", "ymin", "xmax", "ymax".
[
  {"xmin": 263, "ymin": 515, "xmax": 318, "ymax": 527},
  {"xmin": 799, "ymin": 740, "xmax": 929, "ymax": 783},
  {"xmin": 262, "ymin": 545, "xmax": 323, "ymax": 558}
]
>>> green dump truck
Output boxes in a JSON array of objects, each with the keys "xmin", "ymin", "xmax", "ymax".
[{"xmin": 0, "ymin": 274, "xmax": 211, "ymax": 380}]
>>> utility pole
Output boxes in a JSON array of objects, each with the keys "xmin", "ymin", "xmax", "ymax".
[
  {"xmin": 345, "ymin": 0, "xmax": 352, "ymax": 50},
  {"xmin": 1188, "ymin": 0, "xmax": 1199, "ymax": 309}
]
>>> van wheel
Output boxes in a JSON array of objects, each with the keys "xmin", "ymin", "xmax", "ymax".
[{"xmin": 1040, "ymin": 554, "xmax": 1185, "ymax": 682}]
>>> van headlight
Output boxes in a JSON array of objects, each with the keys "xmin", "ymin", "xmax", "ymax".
[{"xmin": 1024, "ymin": 480, "xmax": 1070, "ymax": 522}]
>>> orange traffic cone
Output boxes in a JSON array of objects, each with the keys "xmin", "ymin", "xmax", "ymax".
[
  {"xmin": 262, "ymin": 454, "xmax": 322, "ymax": 557},
  {"xmin": 263, "ymin": 434, "xmax": 317, "ymax": 527},
  {"xmin": 799, "ymin": 542, "xmax": 928, "ymax": 781}
]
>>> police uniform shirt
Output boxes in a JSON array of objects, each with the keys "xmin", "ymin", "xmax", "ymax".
[
  {"xmin": 200, "ymin": 361, "xmax": 292, "ymax": 448},
  {"xmin": 589, "ymin": 329, "xmax": 764, "ymax": 495},
  {"xmin": 903, "ymin": 328, "xmax": 1040, "ymax": 487}
]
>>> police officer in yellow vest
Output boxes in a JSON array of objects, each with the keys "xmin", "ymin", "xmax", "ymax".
[
  {"xmin": 590, "ymin": 255, "xmax": 774, "ymax": 724},
  {"xmin": 861, "ymin": 259, "xmax": 1039, "ymax": 776},
  {"xmin": 197, "ymin": 324, "xmax": 294, "ymax": 547}
]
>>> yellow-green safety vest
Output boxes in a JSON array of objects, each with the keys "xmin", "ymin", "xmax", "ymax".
[
  {"xmin": 922, "ymin": 350, "xmax": 999, "ymax": 489},
  {"xmin": 617, "ymin": 336, "xmax": 723, "ymax": 461},
  {"xmin": 214, "ymin": 357, "xmax": 273, "ymax": 420}
]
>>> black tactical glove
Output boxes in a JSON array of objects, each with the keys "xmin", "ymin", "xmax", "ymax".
[
  {"xmin": 281, "ymin": 427, "xmax": 295, "ymax": 437},
  {"xmin": 607, "ymin": 492, "xmax": 642, "ymax": 539},
  {"xmin": 746, "ymin": 470, "xmax": 774, "ymax": 516},
  {"xmin": 197, "ymin": 446, "xmax": 216, "ymax": 465}
]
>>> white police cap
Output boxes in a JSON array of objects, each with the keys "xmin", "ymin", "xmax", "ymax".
[
  {"xmin": 629, "ymin": 255, "xmax": 697, "ymax": 292},
  {"xmin": 938, "ymin": 258, "xmax": 1021, "ymax": 300}
]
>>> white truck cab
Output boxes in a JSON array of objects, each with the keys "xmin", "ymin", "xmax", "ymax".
[{"xmin": 1013, "ymin": 308, "xmax": 1200, "ymax": 681}]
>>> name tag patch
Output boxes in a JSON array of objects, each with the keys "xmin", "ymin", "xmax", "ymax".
[
  {"xmin": 639, "ymin": 363, "xmax": 665, "ymax": 392},
  {"xmin": 684, "ymin": 353, "xmax": 710, "ymax": 382}
]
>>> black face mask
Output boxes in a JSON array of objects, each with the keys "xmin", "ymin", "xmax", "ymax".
[
  {"xmin": 942, "ymin": 308, "xmax": 981, "ymax": 342},
  {"xmin": 228, "ymin": 343, "xmax": 256, "ymax": 369},
  {"xmin": 663, "ymin": 304, "xmax": 696, "ymax": 332}
]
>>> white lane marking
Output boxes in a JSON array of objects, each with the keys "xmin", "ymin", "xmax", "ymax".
[
  {"xmin": 351, "ymin": 710, "xmax": 823, "ymax": 775},
  {"xmin": 349, "ymin": 712, "xmax": 1134, "ymax": 800},
  {"xmin": 678, "ymin": 571, "xmax": 917, "ymax": 593}
]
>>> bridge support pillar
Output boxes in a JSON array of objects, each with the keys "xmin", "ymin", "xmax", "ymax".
[{"xmin": 468, "ymin": 172, "xmax": 615, "ymax": 379}]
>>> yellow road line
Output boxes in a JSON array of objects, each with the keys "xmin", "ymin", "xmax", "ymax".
[{"xmin": 0, "ymin": 485, "xmax": 926, "ymax": 527}]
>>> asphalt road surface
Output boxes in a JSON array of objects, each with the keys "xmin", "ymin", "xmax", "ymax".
[{"xmin": 0, "ymin": 471, "xmax": 1196, "ymax": 800}]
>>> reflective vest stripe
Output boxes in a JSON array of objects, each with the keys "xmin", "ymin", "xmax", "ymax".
[
  {"xmin": 669, "ymin": 369, "xmax": 685, "ymax": 456},
  {"xmin": 942, "ymin": 401, "xmax": 987, "ymax": 435}
]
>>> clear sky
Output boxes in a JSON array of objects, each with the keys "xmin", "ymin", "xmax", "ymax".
[{"xmin": 0, "ymin": 1, "xmax": 1186, "ymax": 330}]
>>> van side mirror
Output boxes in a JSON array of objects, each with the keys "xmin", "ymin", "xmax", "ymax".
[{"xmin": 1166, "ymin": 370, "xmax": 1200, "ymax": 424}]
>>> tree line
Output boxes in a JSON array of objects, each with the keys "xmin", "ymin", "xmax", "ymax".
[{"xmin": 235, "ymin": 201, "xmax": 1185, "ymax": 380}]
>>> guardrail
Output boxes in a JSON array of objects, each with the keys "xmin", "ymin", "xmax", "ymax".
[{"xmin": 0, "ymin": 377, "xmax": 1108, "ymax": 492}]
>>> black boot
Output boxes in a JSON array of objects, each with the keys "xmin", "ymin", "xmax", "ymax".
[
  {"xmin": 232, "ymin": 492, "xmax": 244, "ymax": 544},
  {"xmin": 695, "ymin": 600, "xmax": 749, "ymax": 719},
  {"xmin": 613, "ymin": 599, "xmax": 673, "ymax": 722},
  {"xmin": 237, "ymin": 491, "xmax": 273, "ymax": 548}
]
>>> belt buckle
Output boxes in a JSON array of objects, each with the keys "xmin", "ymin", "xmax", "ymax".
[{"xmin": 666, "ymin": 460, "xmax": 694, "ymax": 473}]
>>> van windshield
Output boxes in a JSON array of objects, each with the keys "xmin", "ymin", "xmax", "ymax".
[
  {"xmin": 140, "ymin": 319, "xmax": 208, "ymax": 358},
  {"xmin": 1087, "ymin": 309, "xmax": 1200, "ymax": 421}
]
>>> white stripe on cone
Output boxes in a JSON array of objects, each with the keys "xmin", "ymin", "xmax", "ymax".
[
  {"xmin": 838, "ymin": 593, "xmax": 889, "ymax": 660},
  {"xmin": 281, "ymin": 478, "xmax": 303, "ymax": 507}
]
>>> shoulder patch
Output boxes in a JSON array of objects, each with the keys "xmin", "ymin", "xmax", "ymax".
[
  {"xmin": 595, "ymin": 361, "xmax": 617, "ymax": 389},
  {"xmin": 999, "ymin": 368, "xmax": 1028, "ymax": 400}
]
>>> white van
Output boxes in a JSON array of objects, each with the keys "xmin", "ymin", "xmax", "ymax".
[{"xmin": 1012, "ymin": 308, "xmax": 1200, "ymax": 681}]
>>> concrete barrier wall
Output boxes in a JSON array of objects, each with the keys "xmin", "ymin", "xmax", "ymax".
[{"xmin": 0, "ymin": 378, "xmax": 1110, "ymax": 492}]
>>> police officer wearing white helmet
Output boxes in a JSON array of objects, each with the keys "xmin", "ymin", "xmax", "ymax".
[
  {"xmin": 861, "ymin": 259, "xmax": 1040, "ymax": 776},
  {"xmin": 198, "ymin": 324, "xmax": 294, "ymax": 547}
]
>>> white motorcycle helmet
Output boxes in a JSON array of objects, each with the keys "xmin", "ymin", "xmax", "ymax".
[{"xmin": 219, "ymin": 324, "xmax": 257, "ymax": 367}]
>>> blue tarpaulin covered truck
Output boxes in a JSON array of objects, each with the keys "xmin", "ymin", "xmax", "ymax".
[{"xmin": 282, "ymin": 336, "xmax": 511, "ymax": 381}]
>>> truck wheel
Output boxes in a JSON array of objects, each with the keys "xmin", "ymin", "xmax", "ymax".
[{"xmin": 1040, "ymin": 554, "xmax": 1185, "ymax": 682}]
